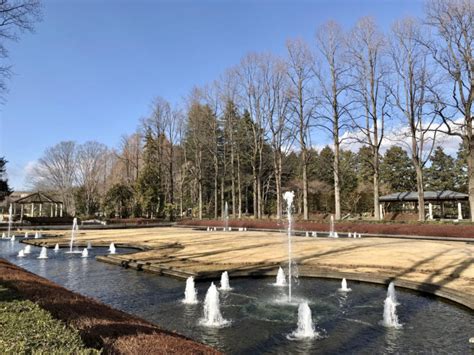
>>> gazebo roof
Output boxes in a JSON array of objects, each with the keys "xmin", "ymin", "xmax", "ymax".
[
  {"xmin": 380, "ymin": 190, "xmax": 469, "ymax": 202},
  {"xmin": 14, "ymin": 191, "xmax": 63, "ymax": 205}
]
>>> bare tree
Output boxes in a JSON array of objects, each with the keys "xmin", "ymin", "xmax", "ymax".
[
  {"xmin": 76, "ymin": 141, "xmax": 108, "ymax": 216},
  {"xmin": 0, "ymin": 0, "xmax": 41, "ymax": 95},
  {"xmin": 286, "ymin": 38, "xmax": 316, "ymax": 220},
  {"xmin": 423, "ymin": 0, "xmax": 474, "ymax": 220},
  {"xmin": 237, "ymin": 52, "xmax": 270, "ymax": 218},
  {"xmin": 31, "ymin": 141, "xmax": 77, "ymax": 214},
  {"xmin": 314, "ymin": 21, "xmax": 352, "ymax": 220},
  {"xmin": 263, "ymin": 56, "xmax": 293, "ymax": 219},
  {"xmin": 347, "ymin": 17, "xmax": 389, "ymax": 220},
  {"xmin": 389, "ymin": 17, "xmax": 439, "ymax": 221}
]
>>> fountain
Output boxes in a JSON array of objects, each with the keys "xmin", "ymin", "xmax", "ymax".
[
  {"xmin": 24, "ymin": 232, "xmax": 29, "ymax": 238},
  {"xmin": 7, "ymin": 204, "xmax": 12, "ymax": 238},
  {"xmin": 37, "ymin": 246, "xmax": 48, "ymax": 259},
  {"xmin": 219, "ymin": 271, "xmax": 232, "ymax": 291},
  {"xmin": 17, "ymin": 249, "xmax": 25, "ymax": 258},
  {"xmin": 87, "ymin": 241, "xmax": 92, "ymax": 249},
  {"xmin": 224, "ymin": 201, "xmax": 229, "ymax": 232},
  {"xmin": 109, "ymin": 242, "xmax": 116, "ymax": 254},
  {"xmin": 382, "ymin": 282, "xmax": 402, "ymax": 328},
  {"xmin": 200, "ymin": 282, "xmax": 229, "ymax": 327},
  {"xmin": 24, "ymin": 245, "xmax": 31, "ymax": 254},
  {"xmin": 34, "ymin": 231, "xmax": 39, "ymax": 239},
  {"xmin": 66, "ymin": 218, "xmax": 81, "ymax": 253},
  {"xmin": 10, "ymin": 235, "xmax": 15, "ymax": 242},
  {"xmin": 283, "ymin": 191, "xmax": 295, "ymax": 302},
  {"xmin": 274, "ymin": 266, "xmax": 287, "ymax": 286},
  {"xmin": 183, "ymin": 276, "xmax": 198, "ymax": 304},
  {"xmin": 387, "ymin": 281, "xmax": 398, "ymax": 304},
  {"xmin": 338, "ymin": 278, "xmax": 352, "ymax": 292},
  {"xmin": 289, "ymin": 302, "xmax": 317, "ymax": 339},
  {"xmin": 54, "ymin": 243, "xmax": 60, "ymax": 252},
  {"xmin": 81, "ymin": 248, "xmax": 88, "ymax": 258},
  {"xmin": 1, "ymin": 232, "xmax": 5, "ymax": 239},
  {"xmin": 329, "ymin": 215, "xmax": 335, "ymax": 237}
]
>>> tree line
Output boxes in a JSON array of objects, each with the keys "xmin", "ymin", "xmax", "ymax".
[{"xmin": 24, "ymin": 0, "xmax": 474, "ymax": 222}]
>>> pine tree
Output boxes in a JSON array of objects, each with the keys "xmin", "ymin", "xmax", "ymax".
[
  {"xmin": 380, "ymin": 146, "xmax": 416, "ymax": 192},
  {"xmin": 0, "ymin": 157, "xmax": 12, "ymax": 201},
  {"xmin": 137, "ymin": 129, "xmax": 163, "ymax": 218},
  {"xmin": 425, "ymin": 146, "xmax": 456, "ymax": 191}
]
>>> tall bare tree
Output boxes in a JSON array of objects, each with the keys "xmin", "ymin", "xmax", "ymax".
[
  {"xmin": 237, "ymin": 53, "xmax": 270, "ymax": 218},
  {"xmin": 315, "ymin": 21, "xmax": 352, "ymax": 220},
  {"xmin": 76, "ymin": 141, "xmax": 108, "ymax": 216},
  {"xmin": 348, "ymin": 17, "xmax": 389, "ymax": 220},
  {"xmin": 31, "ymin": 141, "xmax": 77, "ymax": 214},
  {"xmin": 389, "ymin": 17, "xmax": 439, "ymax": 221},
  {"xmin": 423, "ymin": 0, "xmax": 474, "ymax": 220},
  {"xmin": 286, "ymin": 38, "xmax": 316, "ymax": 220}
]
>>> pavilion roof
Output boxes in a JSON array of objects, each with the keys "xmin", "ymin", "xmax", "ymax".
[
  {"xmin": 14, "ymin": 191, "xmax": 63, "ymax": 204},
  {"xmin": 380, "ymin": 190, "xmax": 468, "ymax": 202}
]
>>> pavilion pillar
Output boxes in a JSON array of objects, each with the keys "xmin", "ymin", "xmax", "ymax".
[
  {"xmin": 39, "ymin": 204, "xmax": 42, "ymax": 217},
  {"xmin": 55, "ymin": 203, "xmax": 58, "ymax": 217},
  {"xmin": 31, "ymin": 203, "xmax": 34, "ymax": 217},
  {"xmin": 379, "ymin": 204, "xmax": 384, "ymax": 219},
  {"xmin": 458, "ymin": 202, "xmax": 463, "ymax": 220},
  {"xmin": 60, "ymin": 204, "xmax": 63, "ymax": 217},
  {"xmin": 20, "ymin": 205, "xmax": 24, "ymax": 222},
  {"xmin": 50, "ymin": 204, "xmax": 54, "ymax": 217},
  {"xmin": 428, "ymin": 203, "xmax": 433, "ymax": 220}
]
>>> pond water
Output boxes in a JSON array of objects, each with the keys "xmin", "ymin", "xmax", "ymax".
[{"xmin": 1, "ymin": 238, "xmax": 473, "ymax": 354}]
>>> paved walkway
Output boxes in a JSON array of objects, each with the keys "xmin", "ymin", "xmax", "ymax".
[{"xmin": 28, "ymin": 227, "xmax": 474, "ymax": 309}]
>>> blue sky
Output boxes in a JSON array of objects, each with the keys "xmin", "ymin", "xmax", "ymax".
[{"xmin": 0, "ymin": 0, "xmax": 424, "ymax": 190}]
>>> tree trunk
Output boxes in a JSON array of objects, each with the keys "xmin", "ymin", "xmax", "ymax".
[
  {"xmin": 415, "ymin": 164, "xmax": 425, "ymax": 221},
  {"xmin": 334, "ymin": 141, "xmax": 341, "ymax": 220},
  {"xmin": 237, "ymin": 153, "xmax": 242, "ymax": 219},
  {"xmin": 468, "ymin": 138, "xmax": 474, "ymax": 222},
  {"xmin": 252, "ymin": 165, "xmax": 257, "ymax": 218},
  {"xmin": 302, "ymin": 149, "xmax": 308, "ymax": 220},
  {"xmin": 373, "ymin": 151, "xmax": 381, "ymax": 220},
  {"xmin": 231, "ymin": 144, "xmax": 236, "ymax": 217}
]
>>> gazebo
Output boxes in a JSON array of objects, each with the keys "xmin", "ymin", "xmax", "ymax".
[
  {"xmin": 13, "ymin": 191, "xmax": 64, "ymax": 221},
  {"xmin": 379, "ymin": 190, "xmax": 469, "ymax": 220}
]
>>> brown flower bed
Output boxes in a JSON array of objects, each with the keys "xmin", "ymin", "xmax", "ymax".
[
  {"xmin": 0, "ymin": 259, "xmax": 219, "ymax": 355},
  {"xmin": 178, "ymin": 219, "xmax": 474, "ymax": 239}
]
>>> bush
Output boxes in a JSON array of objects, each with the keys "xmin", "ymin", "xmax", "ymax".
[{"xmin": 0, "ymin": 286, "xmax": 98, "ymax": 354}]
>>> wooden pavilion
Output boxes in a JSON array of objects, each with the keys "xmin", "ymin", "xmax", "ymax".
[{"xmin": 13, "ymin": 191, "xmax": 64, "ymax": 221}]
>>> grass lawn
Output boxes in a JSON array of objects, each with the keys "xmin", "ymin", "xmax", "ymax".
[{"xmin": 0, "ymin": 284, "xmax": 99, "ymax": 354}]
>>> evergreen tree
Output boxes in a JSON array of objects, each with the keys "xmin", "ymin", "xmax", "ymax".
[
  {"xmin": 454, "ymin": 142, "xmax": 468, "ymax": 193},
  {"xmin": 380, "ymin": 146, "xmax": 416, "ymax": 192},
  {"xmin": 0, "ymin": 157, "xmax": 12, "ymax": 201},
  {"xmin": 137, "ymin": 129, "xmax": 163, "ymax": 218},
  {"xmin": 425, "ymin": 146, "xmax": 456, "ymax": 191}
]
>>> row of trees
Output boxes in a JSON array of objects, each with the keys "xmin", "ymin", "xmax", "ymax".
[{"xmin": 28, "ymin": 0, "xmax": 473, "ymax": 221}]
